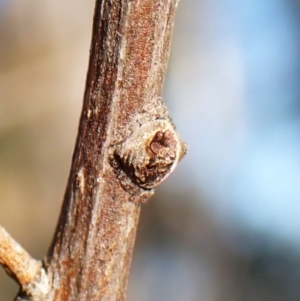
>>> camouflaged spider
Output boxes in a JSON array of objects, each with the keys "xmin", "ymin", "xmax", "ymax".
[{"xmin": 109, "ymin": 97, "xmax": 186, "ymax": 204}]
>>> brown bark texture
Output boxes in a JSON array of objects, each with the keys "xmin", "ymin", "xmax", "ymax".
[
  {"xmin": 0, "ymin": 0, "xmax": 184, "ymax": 300},
  {"xmin": 43, "ymin": 0, "xmax": 182, "ymax": 301}
]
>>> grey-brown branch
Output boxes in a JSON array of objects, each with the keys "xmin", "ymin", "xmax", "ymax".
[{"xmin": 0, "ymin": 0, "xmax": 185, "ymax": 300}]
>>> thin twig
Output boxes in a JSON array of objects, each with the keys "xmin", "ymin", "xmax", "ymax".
[{"xmin": 0, "ymin": 226, "xmax": 49, "ymax": 300}]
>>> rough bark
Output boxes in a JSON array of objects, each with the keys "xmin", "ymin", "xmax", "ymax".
[
  {"xmin": 0, "ymin": 0, "xmax": 184, "ymax": 300},
  {"xmin": 45, "ymin": 0, "xmax": 181, "ymax": 300}
]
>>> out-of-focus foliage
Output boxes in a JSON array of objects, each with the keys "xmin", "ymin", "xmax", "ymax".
[{"xmin": 1, "ymin": 0, "xmax": 300, "ymax": 300}]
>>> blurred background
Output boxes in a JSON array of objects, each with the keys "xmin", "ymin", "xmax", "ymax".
[{"xmin": 1, "ymin": 0, "xmax": 300, "ymax": 300}]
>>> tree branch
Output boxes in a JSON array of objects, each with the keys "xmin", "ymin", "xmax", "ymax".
[
  {"xmin": 0, "ymin": 226, "xmax": 49, "ymax": 300},
  {"xmin": 1, "ymin": 0, "xmax": 185, "ymax": 300},
  {"xmin": 45, "ymin": 1, "xmax": 184, "ymax": 300}
]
